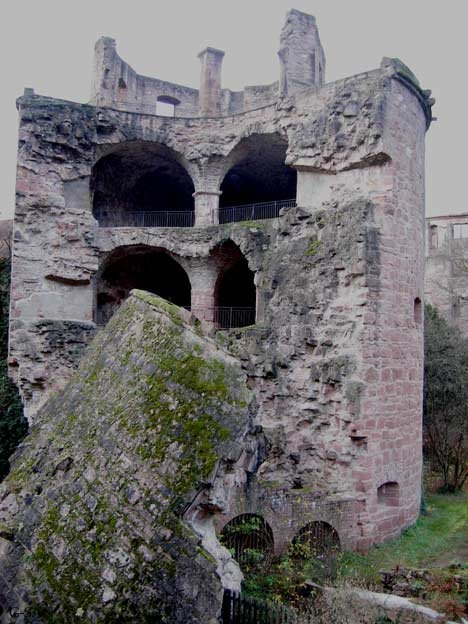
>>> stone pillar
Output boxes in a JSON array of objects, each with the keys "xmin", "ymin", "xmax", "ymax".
[
  {"xmin": 198, "ymin": 47, "xmax": 225, "ymax": 117},
  {"xmin": 187, "ymin": 260, "xmax": 218, "ymax": 323},
  {"xmin": 193, "ymin": 190, "xmax": 221, "ymax": 226}
]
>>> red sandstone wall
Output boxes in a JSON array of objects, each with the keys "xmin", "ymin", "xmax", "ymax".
[{"xmin": 354, "ymin": 78, "xmax": 427, "ymax": 548}]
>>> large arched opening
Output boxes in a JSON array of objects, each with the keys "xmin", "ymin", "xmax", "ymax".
[
  {"xmin": 96, "ymin": 246, "xmax": 191, "ymax": 325},
  {"xmin": 212, "ymin": 241, "xmax": 256, "ymax": 328},
  {"xmin": 219, "ymin": 133, "xmax": 297, "ymax": 223},
  {"xmin": 91, "ymin": 142, "xmax": 195, "ymax": 227}
]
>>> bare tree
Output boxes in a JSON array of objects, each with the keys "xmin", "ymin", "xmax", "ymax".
[{"xmin": 424, "ymin": 305, "xmax": 468, "ymax": 491}]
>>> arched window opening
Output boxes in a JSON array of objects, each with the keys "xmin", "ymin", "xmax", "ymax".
[
  {"xmin": 377, "ymin": 482, "xmax": 399, "ymax": 507},
  {"xmin": 91, "ymin": 142, "xmax": 195, "ymax": 228},
  {"xmin": 212, "ymin": 241, "xmax": 256, "ymax": 328},
  {"xmin": 414, "ymin": 298, "xmax": 422, "ymax": 324},
  {"xmin": 220, "ymin": 514, "xmax": 274, "ymax": 570},
  {"xmin": 96, "ymin": 246, "xmax": 191, "ymax": 325},
  {"xmin": 219, "ymin": 133, "xmax": 297, "ymax": 224},
  {"xmin": 291, "ymin": 521, "xmax": 341, "ymax": 580},
  {"xmin": 156, "ymin": 95, "xmax": 181, "ymax": 117},
  {"xmin": 118, "ymin": 77, "xmax": 127, "ymax": 90}
]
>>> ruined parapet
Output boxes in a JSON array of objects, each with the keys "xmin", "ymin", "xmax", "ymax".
[
  {"xmin": 89, "ymin": 36, "xmax": 200, "ymax": 116},
  {"xmin": 0, "ymin": 291, "xmax": 252, "ymax": 622},
  {"xmin": 89, "ymin": 10, "xmax": 327, "ymax": 117},
  {"xmin": 278, "ymin": 9, "xmax": 325, "ymax": 97}
]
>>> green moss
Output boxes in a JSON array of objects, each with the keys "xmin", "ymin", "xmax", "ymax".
[
  {"xmin": 133, "ymin": 289, "xmax": 184, "ymax": 326},
  {"xmin": 306, "ymin": 239, "xmax": 320, "ymax": 256},
  {"xmin": 391, "ymin": 58, "xmax": 420, "ymax": 87}
]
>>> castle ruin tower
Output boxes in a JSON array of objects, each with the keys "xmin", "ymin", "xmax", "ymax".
[{"xmin": 278, "ymin": 9, "xmax": 326, "ymax": 96}]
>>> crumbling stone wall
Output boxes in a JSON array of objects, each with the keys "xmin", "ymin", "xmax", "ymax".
[
  {"xmin": 0, "ymin": 292, "xmax": 252, "ymax": 622},
  {"xmin": 9, "ymin": 9, "xmax": 434, "ymax": 563}
]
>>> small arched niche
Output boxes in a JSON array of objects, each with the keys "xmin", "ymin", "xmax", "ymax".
[
  {"xmin": 212, "ymin": 240, "xmax": 256, "ymax": 328},
  {"xmin": 91, "ymin": 142, "xmax": 195, "ymax": 228},
  {"xmin": 96, "ymin": 245, "xmax": 191, "ymax": 325},
  {"xmin": 220, "ymin": 514, "xmax": 274, "ymax": 569},
  {"xmin": 219, "ymin": 133, "xmax": 297, "ymax": 223},
  {"xmin": 414, "ymin": 298, "xmax": 422, "ymax": 324},
  {"xmin": 377, "ymin": 481, "xmax": 399, "ymax": 507}
]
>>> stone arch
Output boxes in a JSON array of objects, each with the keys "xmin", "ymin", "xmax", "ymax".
[
  {"xmin": 211, "ymin": 240, "xmax": 256, "ymax": 328},
  {"xmin": 91, "ymin": 141, "xmax": 195, "ymax": 227},
  {"xmin": 220, "ymin": 513, "xmax": 274, "ymax": 568},
  {"xmin": 218, "ymin": 133, "xmax": 297, "ymax": 223},
  {"xmin": 95, "ymin": 245, "xmax": 191, "ymax": 325},
  {"xmin": 292, "ymin": 521, "xmax": 341, "ymax": 560}
]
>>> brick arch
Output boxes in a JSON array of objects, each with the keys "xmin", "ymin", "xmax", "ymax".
[{"xmin": 220, "ymin": 513, "xmax": 274, "ymax": 567}]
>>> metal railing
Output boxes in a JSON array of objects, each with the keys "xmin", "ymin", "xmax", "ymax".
[
  {"xmin": 219, "ymin": 198, "xmax": 296, "ymax": 224},
  {"xmin": 96, "ymin": 210, "xmax": 195, "ymax": 228},
  {"xmin": 222, "ymin": 590, "xmax": 297, "ymax": 624},
  {"xmin": 205, "ymin": 306, "xmax": 255, "ymax": 329}
]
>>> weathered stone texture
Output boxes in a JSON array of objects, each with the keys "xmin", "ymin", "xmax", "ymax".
[{"xmin": 0, "ymin": 292, "xmax": 252, "ymax": 622}]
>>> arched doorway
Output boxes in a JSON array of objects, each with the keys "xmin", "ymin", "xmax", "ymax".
[
  {"xmin": 212, "ymin": 241, "xmax": 256, "ymax": 328},
  {"xmin": 91, "ymin": 142, "xmax": 195, "ymax": 227},
  {"xmin": 96, "ymin": 246, "xmax": 191, "ymax": 325},
  {"xmin": 220, "ymin": 514, "xmax": 274, "ymax": 570},
  {"xmin": 219, "ymin": 134, "xmax": 296, "ymax": 223}
]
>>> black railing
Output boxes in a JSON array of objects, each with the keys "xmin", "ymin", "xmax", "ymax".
[
  {"xmin": 96, "ymin": 210, "xmax": 195, "ymax": 228},
  {"xmin": 219, "ymin": 199, "xmax": 296, "ymax": 224},
  {"xmin": 222, "ymin": 590, "xmax": 297, "ymax": 624},
  {"xmin": 212, "ymin": 307, "xmax": 255, "ymax": 329}
]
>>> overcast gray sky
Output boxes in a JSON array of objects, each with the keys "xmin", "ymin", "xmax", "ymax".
[{"xmin": 1, "ymin": 0, "xmax": 466, "ymax": 219}]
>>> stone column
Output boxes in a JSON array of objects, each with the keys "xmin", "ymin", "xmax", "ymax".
[
  {"xmin": 198, "ymin": 47, "xmax": 225, "ymax": 117},
  {"xmin": 193, "ymin": 190, "xmax": 221, "ymax": 226},
  {"xmin": 187, "ymin": 260, "xmax": 218, "ymax": 323}
]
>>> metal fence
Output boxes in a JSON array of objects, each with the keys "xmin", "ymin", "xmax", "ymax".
[
  {"xmin": 219, "ymin": 199, "xmax": 296, "ymax": 224},
  {"xmin": 96, "ymin": 210, "xmax": 195, "ymax": 228},
  {"xmin": 220, "ymin": 514, "xmax": 274, "ymax": 568},
  {"xmin": 212, "ymin": 306, "xmax": 255, "ymax": 329},
  {"xmin": 222, "ymin": 590, "xmax": 297, "ymax": 624}
]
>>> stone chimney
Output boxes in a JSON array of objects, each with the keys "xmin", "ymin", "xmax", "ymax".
[
  {"xmin": 198, "ymin": 47, "xmax": 225, "ymax": 117},
  {"xmin": 278, "ymin": 9, "xmax": 326, "ymax": 97}
]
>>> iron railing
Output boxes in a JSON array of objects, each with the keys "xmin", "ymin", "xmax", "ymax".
[
  {"xmin": 96, "ymin": 210, "xmax": 195, "ymax": 228},
  {"xmin": 211, "ymin": 307, "xmax": 255, "ymax": 329},
  {"xmin": 219, "ymin": 199, "xmax": 296, "ymax": 224},
  {"xmin": 97, "ymin": 305, "xmax": 255, "ymax": 330},
  {"xmin": 222, "ymin": 590, "xmax": 297, "ymax": 624}
]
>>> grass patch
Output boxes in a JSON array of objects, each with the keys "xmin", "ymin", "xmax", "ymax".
[{"xmin": 339, "ymin": 493, "xmax": 468, "ymax": 583}]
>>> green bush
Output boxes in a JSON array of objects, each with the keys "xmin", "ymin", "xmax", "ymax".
[{"xmin": 0, "ymin": 257, "xmax": 28, "ymax": 480}]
